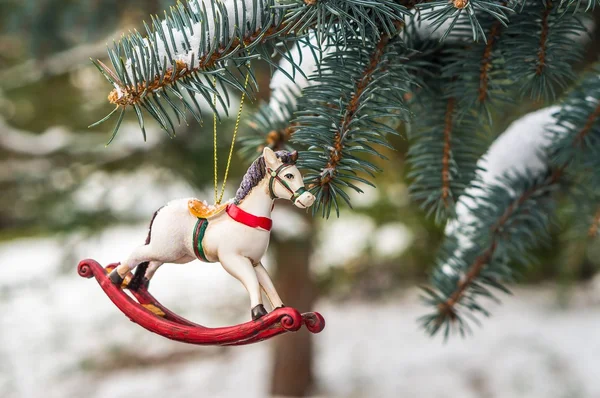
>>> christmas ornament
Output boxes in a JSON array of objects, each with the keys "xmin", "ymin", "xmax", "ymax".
[{"xmin": 78, "ymin": 148, "xmax": 325, "ymax": 345}]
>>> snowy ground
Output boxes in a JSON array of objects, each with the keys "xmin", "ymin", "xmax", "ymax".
[{"xmin": 2, "ymin": 228, "xmax": 600, "ymax": 398}]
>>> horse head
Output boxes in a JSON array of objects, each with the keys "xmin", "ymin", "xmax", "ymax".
[{"xmin": 263, "ymin": 147, "xmax": 315, "ymax": 209}]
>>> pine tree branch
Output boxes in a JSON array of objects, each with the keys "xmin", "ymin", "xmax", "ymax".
[
  {"xmin": 436, "ymin": 168, "xmax": 562, "ymax": 322},
  {"xmin": 293, "ymin": 29, "xmax": 414, "ymax": 217},
  {"xmin": 421, "ymin": 169, "xmax": 559, "ymax": 337},
  {"xmin": 416, "ymin": 0, "xmax": 512, "ymax": 42},
  {"xmin": 411, "ymin": 19, "xmax": 504, "ymax": 220},
  {"xmin": 407, "ymin": 88, "xmax": 485, "ymax": 222},
  {"xmin": 322, "ymin": 32, "xmax": 393, "ymax": 180},
  {"xmin": 502, "ymin": 1, "xmax": 588, "ymax": 100},
  {"xmin": 429, "ymin": 141, "xmax": 593, "ymax": 334},
  {"xmin": 91, "ymin": 0, "xmax": 408, "ymax": 142},
  {"xmin": 442, "ymin": 14, "xmax": 509, "ymax": 117},
  {"xmin": 422, "ymin": 68, "xmax": 600, "ymax": 337},
  {"xmin": 410, "ymin": 4, "xmax": 588, "ymax": 226}
]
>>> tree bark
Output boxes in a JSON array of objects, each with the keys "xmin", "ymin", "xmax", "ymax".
[{"xmin": 270, "ymin": 212, "xmax": 316, "ymax": 397}]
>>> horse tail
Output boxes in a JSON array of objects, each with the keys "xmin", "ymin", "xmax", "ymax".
[{"xmin": 129, "ymin": 207, "xmax": 162, "ymax": 291}]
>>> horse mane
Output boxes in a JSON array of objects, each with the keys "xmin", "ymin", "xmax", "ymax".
[{"xmin": 234, "ymin": 151, "xmax": 295, "ymax": 204}]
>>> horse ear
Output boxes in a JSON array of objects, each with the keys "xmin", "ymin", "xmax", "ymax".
[
  {"xmin": 263, "ymin": 146, "xmax": 279, "ymax": 168},
  {"xmin": 290, "ymin": 150, "xmax": 299, "ymax": 164}
]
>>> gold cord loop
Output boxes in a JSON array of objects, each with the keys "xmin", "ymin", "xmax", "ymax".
[{"xmin": 213, "ymin": 73, "xmax": 250, "ymax": 205}]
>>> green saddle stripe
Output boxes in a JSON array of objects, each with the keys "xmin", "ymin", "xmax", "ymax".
[{"xmin": 192, "ymin": 218, "xmax": 211, "ymax": 262}]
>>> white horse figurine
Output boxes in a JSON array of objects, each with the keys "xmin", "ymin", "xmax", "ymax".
[{"xmin": 108, "ymin": 148, "xmax": 316, "ymax": 320}]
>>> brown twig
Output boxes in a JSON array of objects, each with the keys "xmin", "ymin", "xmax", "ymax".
[
  {"xmin": 319, "ymin": 32, "xmax": 393, "ymax": 186},
  {"xmin": 436, "ymin": 89, "xmax": 600, "ymax": 318},
  {"xmin": 106, "ymin": 0, "xmax": 421, "ymax": 110},
  {"xmin": 573, "ymin": 102, "xmax": 600, "ymax": 147},
  {"xmin": 536, "ymin": 1, "xmax": 553, "ymax": 76},
  {"xmin": 441, "ymin": 98, "xmax": 455, "ymax": 205},
  {"xmin": 438, "ymin": 167, "xmax": 564, "ymax": 318},
  {"xmin": 478, "ymin": 22, "xmax": 502, "ymax": 103},
  {"xmin": 107, "ymin": 27, "xmax": 282, "ymax": 107},
  {"xmin": 438, "ymin": 241, "xmax": 497, "ymax": 317}
]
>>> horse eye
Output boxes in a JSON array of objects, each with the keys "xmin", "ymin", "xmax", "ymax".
[{"xmin": 285, "ymin": 173, "xmax": 294, "ymax": 180}]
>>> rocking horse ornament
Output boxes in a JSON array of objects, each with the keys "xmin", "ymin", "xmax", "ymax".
[{"xmin": 78, "ymin": 148, "xmax": 325, "ymax": 346}]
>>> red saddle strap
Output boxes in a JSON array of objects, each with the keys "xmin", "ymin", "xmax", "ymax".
[{"xmin": 226, "ymin": 204, "xmax": 272, "ymax": 231}]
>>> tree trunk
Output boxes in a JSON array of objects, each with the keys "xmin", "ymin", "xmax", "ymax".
[{"xmin": 270, "ymin": 213, "xmax": 316, "ymax": 397}]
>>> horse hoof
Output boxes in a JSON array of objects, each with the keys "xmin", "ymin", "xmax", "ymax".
[
  {"xmin": 108, "ymin": 269, "xmax": 124, "ymax": 287},
  {"xmin": 251, "ymin": 304, "xmax": 268, "ymax": 321},
  {"xmin": 129, "ymin": 276, "xmax": 150, "ymax": 291}
]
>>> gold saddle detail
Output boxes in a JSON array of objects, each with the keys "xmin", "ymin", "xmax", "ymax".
[{"xmin": 188, "ymin": 199, "xmax": 228, "ymax": 219}]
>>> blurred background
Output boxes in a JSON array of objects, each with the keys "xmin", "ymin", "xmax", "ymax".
[{"xmin": 2, "ymin": 1, "xmax": 600, "ymax": 397}]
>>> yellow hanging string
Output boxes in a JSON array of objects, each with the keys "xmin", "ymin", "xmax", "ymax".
[{"xmin": 213, "ymin": 72, "xmax": 251, "ymax": 205}]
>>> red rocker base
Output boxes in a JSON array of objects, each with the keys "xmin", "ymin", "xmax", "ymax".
[{"xmin": 77, "ymin": 259, "xmax": 325, "ymax": 346}]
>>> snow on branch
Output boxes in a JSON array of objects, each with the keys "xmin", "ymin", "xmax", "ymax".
[
  {"xmin": 268, "ymin": 34, "xmax": 323, "ymax": 120},
  {"xmin": 448, "ymin": 107, "xmax": 561, "ymax": 251},
  {"xmin": 93, "ymin": 0, "xmax": 284, "ymax": 143},
  {"xmin": 92, "ymin": 0, "xmax": 408, "ymax": 143},
  {"xmin": 420, "ymin": 107, "xmax": 566, "ymax": 337},
  {"xmin": 421, "ymin": 64, "xmax": 600, "ymax": 336}
]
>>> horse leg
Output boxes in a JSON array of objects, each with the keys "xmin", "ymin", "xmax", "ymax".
[
  {"xmin": 128, "ymin": 260, "xmax": 163, "ymax": 290},
  {"xmin": 109, "ymin": 245, "xmax": 154, "ymax": 286},
  {"xmin": 145, "ymin": 261, "xmax": 163, "ymax": 281},
  {"xmin": 219, "ymin": 254, "xmax": 267, "ymax": 320},
  {"xmin": 254, "ymin": 263, "xmax": 284, "ymax": 309}
]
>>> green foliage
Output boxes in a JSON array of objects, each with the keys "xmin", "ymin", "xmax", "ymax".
[
  {"xmin": 293, "ymin": 31, "xmax": 413, "ymax": 218},
  {"xmin": 238, "ymin": 89, "xmax": 298, "ymax": 161},
  {"xmin": 547, "ymin": 65, "xmax": 600, "ymax": 167},
  {"xmin": 280, "ymin": 0, "xmax": 408, "ymax": 41},
  {"xmin": 407, "ymin": 91, "xmax": 488, "ymax": 223},
  {"xmin": 442, "ymin": 15, "xmax": 511, "ymax": 118},
  {"xmin": 501, "ymin": 1, "xmax": 587, "ymax": 100},
  {"xmin": 548, "ymin": 67, "xmax": 600, "ymax": 239},
  {"xmin": 94, "ymin": 0, "xmax": 281, "ymax": 141},
  {"xmin": 421, "ymin": 67, "xmax": 600, "ymax": 338},
  {"xmin": 35, "ymin": 0, "xmax": 600, "ymax": 337},
  {"xmin": 559, "ymin": 0, "xmax": 600, "ymax": 13},
  {"xmin": 416, "ymin": 0, "xmax": 513, "ymax": 42},
  {"xmin": 405, "ymin": 0, "xmax": 589, "ymax": 226},
  {"xmin": 420, "ymin": 170, "xmax": 558, "ymax": 337},
  {"xmin": 91, "ymin": 0, "xmax": 409, "ymax": 143}
]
